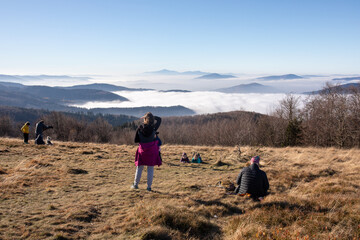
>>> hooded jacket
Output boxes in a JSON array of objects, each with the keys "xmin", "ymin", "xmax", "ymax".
[{"xmin": 21, "ymin": 122, "xmax": 30, "ymax": 134}]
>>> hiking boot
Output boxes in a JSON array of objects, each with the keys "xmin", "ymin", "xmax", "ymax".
[
  {"xmin": 131, "ymin": 184, "xmax": 138, "ymax": 189},
  {"xmin": 146, "ymin": 187, "xmax": 152, "ymax": 191}
]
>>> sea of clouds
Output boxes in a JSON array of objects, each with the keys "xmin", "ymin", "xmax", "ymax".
[
  {"xmin": 72, "ymin": 91, "xmax": 307, "ymax": 115},
  {"xmin": 69, "ymin": 73, "xmax": 358, "ymax": 115},
  {"xmin": 11, "ymin": 72, "xmax": 357, "ymax": 115}
]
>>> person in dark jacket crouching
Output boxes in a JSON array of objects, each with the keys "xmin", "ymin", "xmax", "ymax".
[
  {"xmin": 234, "ymin": 156, "xmax": 269, "ymax": 201},
  {"xmin": 34, "ymin": 120, "xmax": 53, "ymax": 145}
]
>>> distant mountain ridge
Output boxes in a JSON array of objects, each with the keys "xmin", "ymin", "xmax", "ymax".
[
  {"xmin": 89, "ymin": 106, "xmax": 195, "ymax": 117},
  {"xmin": 145, "ymin": 69, "xmax": 209, "ymax": 75},
  {"xmin": 159, "ymin": 89, "xmax": 192, "ymax": 93},
  {"xmin": 28, "ymin": 86, "xmax": 128, "ymax": 102},
  {"xmin": 256, "ymin": 74, "xmax": 303, "ymax": 80},
  {"xmin": 64, "ymin": 83, "xmax": 152, "ymax": 92},
  {"xmin": 0, "ymin": 81, "xmax": 127, "ymax": 102},
  {"xmin": 215, "ymin": 83, "xmax": 281, "ymax": 93},
  {"xmin": 332, "ymin": 77, "xmax": 360, "ymax": 81},
  {"xmin": 196, "ymin": 73, "xmax": 236, "ymax": 79},
  {"xmin": 0, "ymin": 81, "xmax": 196, "ymax": 117},
  {"xmin": 0, "ymin": 74, "xmax": 91, "ymax": 82},
  {"xmin": 0, "ymin": 81, "xmax": 128, "ymax": 112},
  {"xmin": 304, "ymin": 83, "xmax": 360, "ymax": 94},
  {"xmin": 0, "ymin": 81, "xmax": 26, "ymax": 89}
]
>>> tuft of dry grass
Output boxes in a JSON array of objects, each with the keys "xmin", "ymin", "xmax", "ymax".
[{"xmin": 0, "ymin": 137, "xmax": 359, "ymax": 239}]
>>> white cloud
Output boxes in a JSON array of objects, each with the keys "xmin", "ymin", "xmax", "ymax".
[{"xmin": 71, "ymin": 91, "xmax": 307, "ymax": 115}]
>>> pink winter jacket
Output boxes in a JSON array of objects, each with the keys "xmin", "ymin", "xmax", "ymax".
[{"xmin": 135, "ymin": 141, "xmax": 162, "ymax": 167}]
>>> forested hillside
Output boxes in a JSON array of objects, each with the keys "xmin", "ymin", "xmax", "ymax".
[
  {"xmin": 1, "ymin": 84, "xmax": 359, "ymax": 148},
  {"xmin": 0, "ymin": 106, "xmax": 137, "ymax": 127}
]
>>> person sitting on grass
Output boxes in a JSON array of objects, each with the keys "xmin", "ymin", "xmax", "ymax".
[
  {"xmin": 234, "ymin": 156, "xmax": 269, "ymax": 201},
  {"xmin": 46, "ymin": 136, "xmax": 53, "ymax": 145},
  {"xmin": 180, "ymin": 152, "xmax": 190, "ymax": 163},
  {"xmin": 191, "ymin": 152, "xmax": 202, "ymax": 163}
]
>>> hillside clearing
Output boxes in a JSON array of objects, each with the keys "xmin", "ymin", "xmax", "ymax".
[{"xmin": 0, "ymin": 138, "xmax": 359, "ymax": 239}]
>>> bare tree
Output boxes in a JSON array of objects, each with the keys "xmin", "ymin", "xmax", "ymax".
[
  {"xmin": 87, "ymin": 117, "xmax": 113, "ymax": 143},
  {"xmin": 272, "ymin": 94, "xmax": 302, "ymax": 146},
  {"xmin": 348, "ymin": 84, "xmax": 360, "ymax": 147},
  {"xmin": 276, "ymin": 94, "xmax": 301, "ymax": 121},
  {"xmin": 0, "ymin": 116, "xmax": 16, "ymax": 137},
  {"xmin": 301, "ymin": 83, "xmax": 357, "ymax": 147}
]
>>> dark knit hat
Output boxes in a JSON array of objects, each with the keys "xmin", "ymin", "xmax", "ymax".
[{"xmin": 251, "ymin": 156, "xmax": 260, "ymax": 164}]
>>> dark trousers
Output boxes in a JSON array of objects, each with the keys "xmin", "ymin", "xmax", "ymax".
[
  {"xmin": 23, "ymin": 133, "xmax": 29, "ymax": 143},
  {"xmin": 35, "ymin": 134, "xmax": 45, "ymax": 145}
]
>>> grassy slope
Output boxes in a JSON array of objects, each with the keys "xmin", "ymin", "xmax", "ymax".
[{"xmin": 0, "ymin": 138, "xmax": 359, "ymax": 240}]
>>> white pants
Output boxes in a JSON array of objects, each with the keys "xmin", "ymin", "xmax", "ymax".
[{"xmin": 134, "ymin": 165, "xmax": 154, "ymax": 188}]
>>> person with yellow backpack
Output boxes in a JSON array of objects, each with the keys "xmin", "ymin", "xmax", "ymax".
[{"xmin": 20, "ymin": 122, "xmax": 30, "ymax": 144}]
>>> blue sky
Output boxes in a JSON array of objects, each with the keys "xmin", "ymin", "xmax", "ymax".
[{"xmin": 1, "ymin": 0, "xmax": 359, "ymax": 75}]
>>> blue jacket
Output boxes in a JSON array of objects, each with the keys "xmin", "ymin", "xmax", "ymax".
[{"xmin": 191, "ymin": 156, "xmax": 202, "ymax": 163}]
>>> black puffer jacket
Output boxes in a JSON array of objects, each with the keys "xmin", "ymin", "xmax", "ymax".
[
  {"xmin": 235, "ymin": 164, "xmax": 269, "ymax": 198},
  {"xmin": 134, "ymin": 116, "xmax": 161, "ymax": 143}
]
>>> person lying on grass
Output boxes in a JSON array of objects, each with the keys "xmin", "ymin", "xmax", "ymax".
[
  {"xmin": 191, "ymin": 152, "xmax": 202, "ymax": 163},
  {"xmin": 234, "ymin": 156, "xmax": 269, "ymax": 201},
  {"xmin": 180, "ymin": 152, "xmax": 190, "ymax": 163}
]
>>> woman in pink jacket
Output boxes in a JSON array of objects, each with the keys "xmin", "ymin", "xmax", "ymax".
[{"xmin": 131, "ymin": 112, "xmax": 162, "ymax": 191}]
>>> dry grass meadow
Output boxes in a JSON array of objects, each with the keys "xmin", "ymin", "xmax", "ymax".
[{"xmin": 0, "ymin": 137, "xmax": 359, "ymax": 240}]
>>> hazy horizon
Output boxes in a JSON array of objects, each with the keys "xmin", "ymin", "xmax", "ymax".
[
  {"xmin": 1, "ymin": 1, "xmax": 359, "ymax": 116},
  {"xmin": 1, "ymin": 71, "xmax": 358, "ymax": 92}
]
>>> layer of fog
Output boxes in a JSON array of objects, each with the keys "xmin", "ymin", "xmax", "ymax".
[
  {"xmin": 4, "ymin": 73, "xmax": 358, "ymax": 93},
  {"xmin": 110, "ymin": 73, "xmax": 359, "ymax": 93},
  {"xmin": 112, "ymin": 74, "xmax": 331, "ymax": 92},
  {"xmin": 6, "ymin": 71, "xmax": 356, "ymax": 115},
  {"xmin": 71, "ymin": 91, "xmax": 307, "ymax": 115}
]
